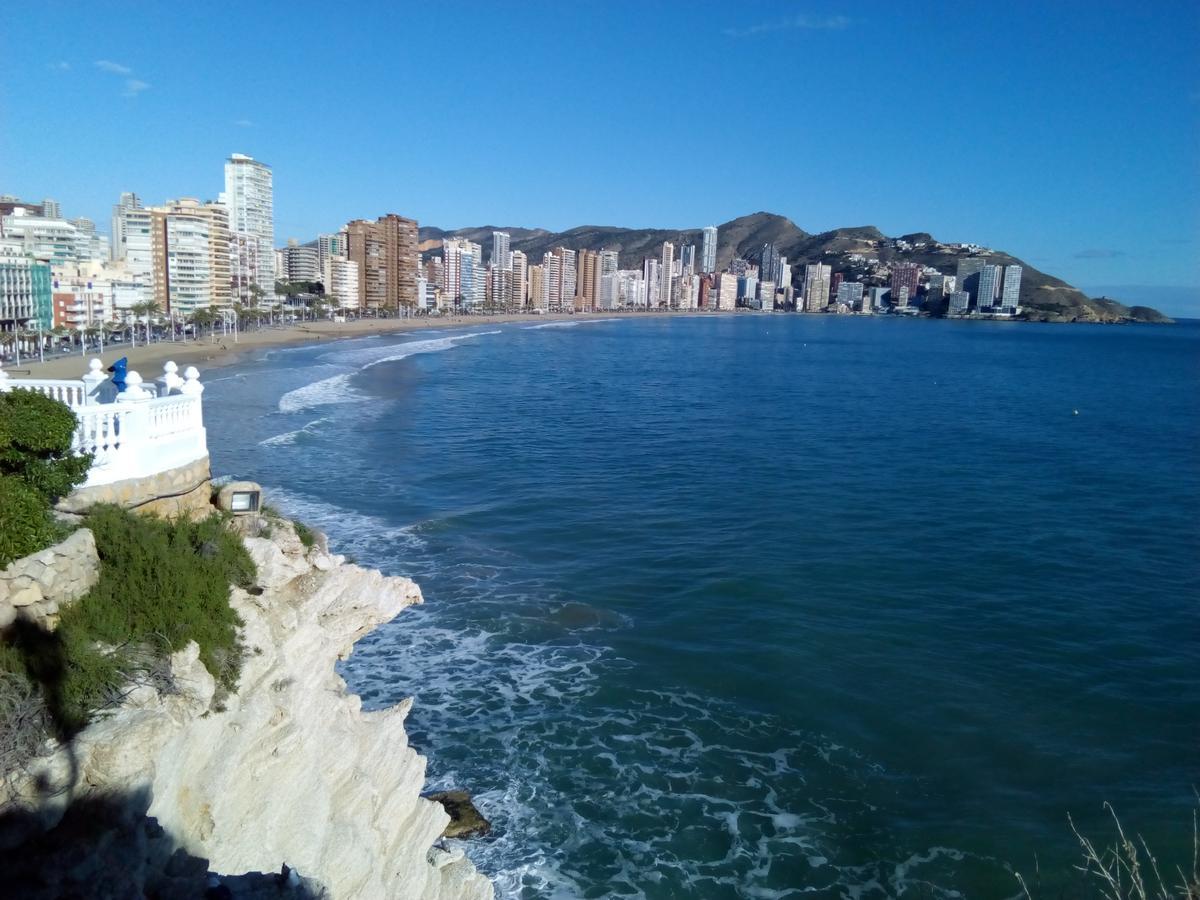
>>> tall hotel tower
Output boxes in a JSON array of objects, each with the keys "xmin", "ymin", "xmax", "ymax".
[{"xmin": 223, "ymin": 153, "xmax": 275, "ymax": 292}]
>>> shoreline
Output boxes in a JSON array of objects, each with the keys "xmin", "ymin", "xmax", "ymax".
[
  {"xmin": 4, "ymin": 306, "xmax": 1171, "ymax": 382},
  {"xmin": 3, "ymin": 311, "xmax": 634, "ymax": 380}
]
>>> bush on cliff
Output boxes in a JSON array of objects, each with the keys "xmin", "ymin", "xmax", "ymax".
[
  {"xmin": 0, "ymin": 390, "xmax": 91, "ymax": 567},
  {"xmin": 0, "ymin": 390, "xmax": 91, "ymax": 503},
  {"xmin": 1, "ymin": 506, "xmax": 257, "ymax": 751},
  {"xmin": 0, "ymin": 476, "xmax": 68, "ymax": 569}
]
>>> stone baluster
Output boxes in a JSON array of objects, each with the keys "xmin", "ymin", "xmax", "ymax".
[
  {"xmin": 180, "ymin": 366, "xmax": 204, "ymax": 429},
  {"xmin": 114, "ymin": 370, "xmax": 154, "ymax": 456},
  {"xmin": 157, "ymin": 360, "xmax": 184, "ymax": 396},
  {"xmin": 0, "ymin": 369, "xmax": 10, "ymax": 393},
  {"xmin": 82, "ymin": 358, "xmax": 109, "ymax": 405}
]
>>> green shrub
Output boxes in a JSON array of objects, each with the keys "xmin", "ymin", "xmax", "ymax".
[
  {"xmin": 293, "ymin": 520, "xmax": 316, "ymax": 550},
  {"xmin": 59, "ymin": 506, "xmax": 255, "ymax": 705},
  {"xmin": 0, "ymin": 475, "xmax": 67, "ymax": 567},
  {"xmin": 0, "ymin": 390, "xmax": 91, "ymax": 502}
]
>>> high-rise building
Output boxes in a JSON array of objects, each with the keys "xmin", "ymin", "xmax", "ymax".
[
  {"xmin": 1000, "ymin": 265, "xmax": 1022, "ymax": 311},
  {"xmin": 1, "ymin": 209, "xmax": 79, "ymax": 266},
  {"xmin": 714, "ymin": 272, "xmax": 738, "ymax": 310},
  {"xmin": 643, "ymin": 258, "xmax": 659, "ymax": 308},
  {"xmin": 760, "ymin": 244, "xmax": 781, "ymax": 287},
  {"xmin": 321, "ymin": 256, "xmax": 359, "ymax": 309},
  {"xmin": 149, "ymin": 198, "xmax": 232, "ymax": 315},
  {"xmin": 223, "ymin": 153, "xmax": 274, "ymax": 291},
  {"xmin": 280, "ymin": 239, "xmax": 321, "ymax": 283},
  {"xmin": 345, "ymin": 214, "xmax": 420, "ymax": 310},
  {"xmin": 0, "ymin": 241, "xmax": 53, "ymax": 330},
  {"xmin": 701, "ymin": 225, "xmax": 718, "ymax": 274},
  {"xmin": 948, "ymin": 291, "xmax": 971, "ymax": 314},
  {"xmin": 41, "ymin": 199, "xmax": 61, "ymax": 219},
  {"xmin": 492, "ymin": 231, "xmax": 511, "ymax": 269},
  {"xmin": 442, "ymin": 238, "xmax": 483, "ymax": 310},
  {"xmin": 110, "ymin": 192, "xmax": 141, "ymax": 261},
  {"xmin": 540, "ymin": 247, "xmax": 576, "ymax": 311},
  {"xmin": 830, "ymin": 272, "xmax": 844, "ymax": 298},
  {"xmin": 511, "ymin": 250, "xmax": 527, "ymax": 310},
  {"xmin": 659, "ymin": 242, "xmax": 675, "ymax": 308},
  {"xmin": 803, "ymin": 264, "xmax": 832, "ymax": 312},
  {"xmin": 316, "ymin": 232, "xmax": 348, "ymax": 275},
  {"xmin": 577, "ymin": 249, "xmax": 599, "ymax": 311},
  {"xmin": 527, "ymin": 263, "xmax": 545, "ymax": 310},
  {"xmin": 977, "ymin": 265, "xmax": 1002, "ymax": 310},
  {"xmin": 598, "ymin": 250, "xmax": 619, "ymax": 310},
  {"xmin": 836, "ymin": 281, "xmax": 864, "ymax": 309},
  {"xmin": 680, "ymin": 244, "xmax": 696, "ymax": 275},
  {"xmin": 956, "ymin": 257, "xmax": 988, "ymax": 304},
  {"xmin": 890, "ymin": 262, "xmax": 921, "ymax": 308}
]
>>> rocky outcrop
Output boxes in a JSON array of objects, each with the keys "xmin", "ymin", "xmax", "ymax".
[
  {"xmin": 0, "ymin": 528, "xmax": 99, "ymax": 631},
  {"xmin": 1, "ymin": 520, "xmax": 493, "ymax": 900}
]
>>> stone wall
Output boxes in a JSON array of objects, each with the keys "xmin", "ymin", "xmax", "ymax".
[
  {"xmin": 0, "ymin": 529, "xmax": 100, "ymax": 630},
  {"xmin": 57, "ymin": 455, "xmax": 214, "ymax": 520}
]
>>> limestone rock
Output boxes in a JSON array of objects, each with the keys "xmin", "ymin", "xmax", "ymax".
[
  {"xmin": 425, "ymin": 791, "xmax": 492, "ymax": 839},
  {"xmin": 1, "ymin": 525, "xmax": 491, "ymax": 900}
]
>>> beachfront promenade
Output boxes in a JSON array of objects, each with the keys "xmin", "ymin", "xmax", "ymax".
[{"xmin": 0, "ymin": 359, "xmax": 208, "ymax": 489}]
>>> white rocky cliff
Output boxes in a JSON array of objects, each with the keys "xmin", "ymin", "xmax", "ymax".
[{"xmin": 1, "ymin": 521, "xmax": 494, "ymax": 900}]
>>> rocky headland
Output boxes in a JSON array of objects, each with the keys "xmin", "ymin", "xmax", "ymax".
[{"xmin": 0, "ymin": 517, "xmax": 493, "ymax": 900}]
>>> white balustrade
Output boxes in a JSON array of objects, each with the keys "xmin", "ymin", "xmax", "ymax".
[{"xmin": 1, "ymin": 359, "xmax": 209, "ymax": 487}]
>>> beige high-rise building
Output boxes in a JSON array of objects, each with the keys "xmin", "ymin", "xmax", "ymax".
[
  {"xmin": 803, "ymin": 263, "xmax": 832, "ymax": 313},
  {"xmin": 148, "ymin": 198, "xmax": 231, "ymax": 315},
  {"xmin": 576, "ymin": 249, "xmax": 600, "ymax": 311},
  {"xmin": 527, "ymin": 263, "xmax": 545, "ymax": 310},
  {"xmin": 345, "ymin": 213, "xmax": 420, "ymax": 310}
]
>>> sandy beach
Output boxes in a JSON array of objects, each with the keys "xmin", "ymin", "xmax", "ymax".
[{"xmin": 2, "ymin": 312, "xmax": 604, "ymax": 380}]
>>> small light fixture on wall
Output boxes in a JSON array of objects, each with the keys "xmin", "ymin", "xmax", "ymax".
[{"xmin": 217, "ymin": 481, "xmax": 263, "ymax": 516}]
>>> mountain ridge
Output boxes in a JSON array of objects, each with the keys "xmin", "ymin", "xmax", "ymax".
[{"xmin": 416, "ymin": 212, "xmax": 1170, "ymax": 323}]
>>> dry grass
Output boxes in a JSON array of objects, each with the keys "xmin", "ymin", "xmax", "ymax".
[{"xmin": 1017, "ymin": 801, "xmax": 1200, "ymax": 900}]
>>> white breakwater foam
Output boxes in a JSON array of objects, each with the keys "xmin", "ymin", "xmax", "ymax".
[
  {"xmin": 312, "ymin": 503, "xmax": 1008, "ymax": 899},
  {"xmin": 258, "ymin": 417, "xmax": 331, "ymax": 448},
  {"xmin": 523, "ymin": 318, "xmax": 618, "ymax": 330},
  {"xmin": 277, "ymin": 330, "xmax": 501, "ymax": 413}
]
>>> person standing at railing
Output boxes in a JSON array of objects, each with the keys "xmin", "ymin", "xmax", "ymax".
[{"xmin": 107, "ymin": 357, "xmax": 128, "ymax": 393}]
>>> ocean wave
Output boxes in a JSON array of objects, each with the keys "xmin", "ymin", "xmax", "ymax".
[
  {"xmin": 523, "ymin": 318, "xmax": 619, "ymax": 330},
  {"xmin": 258, "ymin": 417, "xmax": 330, "ymax": 447},
  {"xmin": 276, "ymin": 331, "xmax": 501, "ymax": 413}
]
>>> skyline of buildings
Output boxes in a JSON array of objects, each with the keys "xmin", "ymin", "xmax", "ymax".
[{"xmin": 1, "ymin": 154, "xmax": 1032, "ymax": 334}]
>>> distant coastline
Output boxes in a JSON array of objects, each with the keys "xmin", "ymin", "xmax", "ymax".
[{"xmin": 7, "ymin": 305, "xmax": 1175, "ymax": 382}]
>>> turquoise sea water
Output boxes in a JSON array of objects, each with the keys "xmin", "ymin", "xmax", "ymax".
[{"xmin": 204, "ymin": 315, "xmax": 1199, "ymax": 898}]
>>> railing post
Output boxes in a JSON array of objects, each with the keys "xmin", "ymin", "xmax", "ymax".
[
  {"xmin": 81, "ymin": 358, "xmax": 108, "ymax": 406},
  {"xmin": 0, "ymin": 369, "xmax": 10, "ymax": 394},
  {"xmin": 114, "ymin": 370, "xmax": 154, "ymax": 461},
  {"xmin": 157, "ymin": 360, "xmax": 184, "ymax": 396},
  {"xmin": 180, "ymin": 366, "xmax": 204, "ymax": 429}
]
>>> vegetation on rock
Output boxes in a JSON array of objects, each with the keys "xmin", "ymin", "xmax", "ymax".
[
  {"xmin": 0, "ymin": 391, "xmax": 91, "ymax": 567},
  {"xmin": 0, "ymin": 505, "xmax": 256, "ymax": 766}
]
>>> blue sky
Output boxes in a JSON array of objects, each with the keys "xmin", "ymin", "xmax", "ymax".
[{"xmin": 2, "ymin": 1, "xmax": 1198, "ymax": 313}]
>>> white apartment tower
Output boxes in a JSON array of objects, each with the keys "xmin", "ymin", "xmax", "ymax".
[
  {"xmin": 223, "ymin": 153, "xmax": 275, "ymax": 291},
  {"xmin": 701, "ymin": 225, "xmax": 718, "ymax": 274},
  {"xmin": 659, "ymin": 242, "xmax": 674, "ymax": 309},
  {"xmin": 1000, "ymin": 265, "xmax": 1022, "ymax": 311},
  {"xmin": 492, "ymin": 231, "xmax": 511, "ymax": 270}
]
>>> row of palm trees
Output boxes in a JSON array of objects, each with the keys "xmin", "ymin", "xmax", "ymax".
[{"xmin": 1, "ymin": 294, "xmax": 348, "ymax": 364}]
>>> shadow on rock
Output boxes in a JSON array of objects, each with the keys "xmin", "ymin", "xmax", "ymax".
[{"xmin": 0, "ymin": 786, "xmax": 329, "ymax": 898}]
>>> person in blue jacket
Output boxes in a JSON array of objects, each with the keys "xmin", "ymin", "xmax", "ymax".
[{"xmin": 107, "ymin": 356, "xmax": 128, "ymax": 393}]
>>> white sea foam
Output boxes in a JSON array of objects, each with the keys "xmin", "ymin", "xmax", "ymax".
[
  {"xmin": 523, "ymin": 318, "xmax": 618, "ymax": 330},
  {"xmin": 258, "ymin": 417, "xmax": 330, "ymax": 447},
  {"xmin": 276, "ymin": 330, "xmax": 500, "ymax": 413}
]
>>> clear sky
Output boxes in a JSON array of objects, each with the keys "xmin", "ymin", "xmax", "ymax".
[{"xmin": 2, "ymin": 1, "xmax": 1198, "ymax": 313}]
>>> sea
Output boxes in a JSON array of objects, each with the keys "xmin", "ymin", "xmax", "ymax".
[{"xmin": 202, "ymin": 314, "xmax": 1200, "ymax": 899}]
